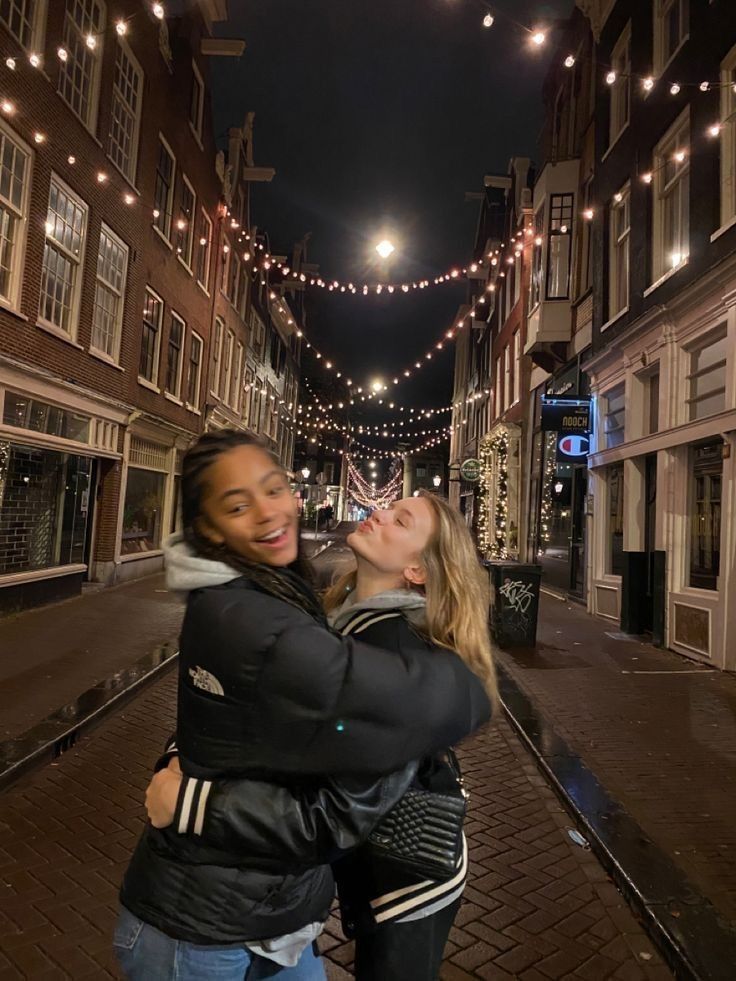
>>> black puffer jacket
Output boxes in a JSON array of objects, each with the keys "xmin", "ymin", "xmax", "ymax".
[{"xmin": 121, "ymin": 567, "xmax": 490, "ymax": 944}]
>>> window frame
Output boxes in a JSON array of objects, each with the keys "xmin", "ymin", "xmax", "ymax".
[
  {"xmin": 529, "ymin": 205, "xmax": 545, "ymax": 312},
  {"xmin": 91, "ymin": 221, "xmax": 129, "ymax": 364},
  {"xmin": 608, "ymin": 183, "xmax": 631, "ymax": 323},
  {"xmin": 0, "ymin": 0, "xmax": 47, "ymax": 52},
  {"xmin": 38, "ymin": 173, "xmax": 89, "ymax": 340},
  {"xmin": 603, "ymin": 383, "xmax": 626, "ymax": 449},
  {"xmin": 609, "ymin": 23, "xmax": 631, "ymax": 147},
  {"xmin": 175, "ymin": 174, "xmax": 196, "ymax": 271},
  {"xmin": 686, "ymin": 325, "xmax": 728, "ymax": 422},
  {"xmin": 153, "ymin": 134, "xmax": 176, "ymax": 243},
  {"xmin": 654, "ymin": 0, "xmax": 689, "ymax": 76},
  {"xmin": 210, "ymin": 316, "xmax": 224, "ymax": 396},
  {"xmin": 57, "ymin": 0, "xmax": 105, "ymax": 135},
  {"xmin": 138, "ymin": 286, "xmax": 164, "ymax": 388},
  {"xmin": 546, "ymin": 193, "xmax": 574, "ymax": 301},
  {"xmin": 194, "ymin": 207, "xmax": 212, "ymax": 292},
  {"xmin": 652, "ymin": 109, "xmax": 690, "ymax": 283},
  {"xmin": 0, "ymin": 118, "xmax": 32, "ymax": 312},
  {"xmin": 107, "ymin": 39, "xmax": 143, "ymax": 187},
  {"xmin": 185, "ymin": 330, "xmax": 203, "ymax": 410},
  {"xmin": 164, "ymin": 310, "xmax": 186, "ymax": 399},
  {"xmin": 720, "ymin": 46, "xmax": 736, "ymax": 226},
  {"xmin": 513, "ymin": 331, "xmax": 521, "ymax": 405}
]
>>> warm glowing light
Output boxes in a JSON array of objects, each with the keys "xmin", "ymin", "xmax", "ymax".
[
  {"xmin": 116, "ymin": 19, "xmax": 127, "ymax": 36},
  {"xmin": 1, "ymin": 100, "xmax": 14, "ymax": 115},
  {"xmin": 152, "ymin": 2, "xmax": 165, "ymax": 19},
  {"xmin": 124, "ymin": 193, "xmax": 135, "ymax": 205},
  {"xmin": 29, "ymin": 53, "xmax": 41, "ymax": 68},
  {"xmin": 606, "ymin": 70, "xmax": 616, "ymax": 86},
  {"xmin": 641, "ymin": 172, "xmax": 653, "ymax": 184},
  {"xmin": 85, "ymin": 33, "xmax": 96, "ymax": 49},
  {"xmin": 564, "ymin": 55, "xmax": 575, "ymax": 68},
  {"xmin": 642, "ymin": 76, "xmax": 654, "ymax": 92},
  {"xmin": 614, "ymin": 192, "xmax": 623, "ymax": 203},
  {"xmin": 57, "ymin": 47, "xmax": 68, "ymax": 62},
  {"xmin": 176, "ymin": 219, "xmax": 186, "ymax": 230},
  {"xmin": 671, "ymin": 252, "xmax": 686, "ymax": 268},
  {"xmin": 34, "ymin": 132, "xmax": 45, "ymax": 144},
  {"xmin": 531, "ymin": 31, "xmax": 546, "ymax": 46},
  {"xmin": 709, "ymin": 123, "xmax": 722, "ymax": 138},
  {"xmin": 68, "ymin": 155, "xmax": 76, "ymax": 164},
  {"xmin": 375, "ymin": 239, "xmax": 395, "ymax": 259},
  {"xmin": 700, "ymin": 81, "xmax": 710, "ymax": 92},
  {"xmin": 153, "ymin": 208, "xmax": 160, "ymax": 218},
  {"xmin": 96, "ymin": 171, "xmax": 108, "ymax": 183},
  {"xmin": 670, "ymin": 83, "xmax": 681, "ymax": 95},
  {"xmin": 482, "ymin": 13, "xmax": 494, "ymax": 28},
  {"xmin": 583, "ymin": 209, "xmax": 594, "ymax": 221},
  {"xmin": 5, "ymin": 57, "xmax": 15, "ymax": 70},
  {"xmin": 674, "ymin": 149, "xmax": 686, "ymax": 163}
]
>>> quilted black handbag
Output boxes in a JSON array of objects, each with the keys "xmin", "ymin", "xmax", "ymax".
[{"xmin": 366, "ymin": 750, "xmax": 467, "ymax": 880}]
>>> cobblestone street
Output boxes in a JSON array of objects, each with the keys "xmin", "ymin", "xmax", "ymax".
[{"xmin": 0, "ymin": 669, "xmax": 670, "ymax": 980}]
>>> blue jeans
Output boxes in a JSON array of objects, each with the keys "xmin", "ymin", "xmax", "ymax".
[{"xmin": 114, "ymin": 907, "xmax": 326, "ymax": 980}]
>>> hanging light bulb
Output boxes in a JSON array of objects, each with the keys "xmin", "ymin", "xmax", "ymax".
[
  {"xmin": 5, "ymin": 57, "xmax": 15, "ymax": 70},
  {"xmin": 29, "ymin": 52, "xmax": 41, "ymax": 68},
  {"xmin": 670, "ymin": 82, "xmax": 681, "ymax": 95},
  {"xmin": 152, "ymin": 2, "xmax": 165, "ymax": 19},
  {"xmin": 642, "ymin": 76, "xmax": 654, "ymax": 92},
  {"xmin": 1, "ymin": 100, "xmax": 15, "ymax": 116},
  {"xmin": 57, "ymin": 47, "xmax": 69, "ymax": 62},
  {"xmin": 482, "ymin": 13, "xmax": 494, "ymax": 28},
  {"xmin": 606, "ymin": 70, "xmax": 617, "ymax": 85},
  {"xmin": 85, "ymin": 33, "xmax": 97, "ymax": 49},
  {"xmin": 531, "ymin": 31, "xmax": 546, "ymax": 46},
  {"xmin": 564, "ymin": 55, "xmax": 576, "ymax": 68},
  {"xmin": 116, "ymin": 19, "xmax": 128, "ymax": 36}
]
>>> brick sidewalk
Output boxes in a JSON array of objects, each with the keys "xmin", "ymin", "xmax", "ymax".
[
  {"xmin": 0, "ymin": 670, "xmax": 670, "ymax": 979},
  {"xmin": 498, "ymin": 594, "xmax": 736, "ymax": 930}
]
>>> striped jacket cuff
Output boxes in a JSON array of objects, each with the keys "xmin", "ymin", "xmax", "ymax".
[
  {"xmin": 153, "ymin": 738, "xmax": 179, "ymax": 774},
  {"xmin": 173, "ymin": 776, "xmax": 214, "ymax": 837}
]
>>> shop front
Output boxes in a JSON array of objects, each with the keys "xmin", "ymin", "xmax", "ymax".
[{"xmin": 0, "ymin": 371, "xmax": 125, "ymax": 614}]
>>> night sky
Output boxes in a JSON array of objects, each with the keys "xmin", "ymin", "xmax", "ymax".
[{"xmin": 212, "ymin": 0, "xmax": 573, "ymax": 427}]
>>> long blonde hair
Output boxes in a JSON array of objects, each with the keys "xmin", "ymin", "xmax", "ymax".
[{"xmin": 324, "ymin": 492, "xmax": 497, "ymax": 702}]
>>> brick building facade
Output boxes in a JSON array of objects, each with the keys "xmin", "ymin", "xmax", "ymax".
[{"xmin": 0, "ymin": 0, "xmax": 248, "ymax": 614}]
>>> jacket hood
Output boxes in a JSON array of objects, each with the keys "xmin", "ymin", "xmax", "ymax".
[
  {"xmin": 164, "ymin": 533, "xmax": 239, "ymax": 593},
  {"xmin": 329, "ymin": 588, "xmax": 427, "ymax": 631}
]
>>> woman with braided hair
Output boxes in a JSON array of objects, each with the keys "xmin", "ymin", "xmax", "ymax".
[{"xmin": 116, "ymin": 430, "xmax": 490, "ymax": 980}]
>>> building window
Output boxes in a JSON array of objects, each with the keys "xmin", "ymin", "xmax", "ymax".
[
  {"xmin": 0, "ymin": 121, "xmax": 30, "ymax": 309},
  {"xmin": 604, "ymin": 383, "xmax": 626, "ymax": 448},
  {"xmin": 655, "ymin": 0, "xmax": 689, "ymax": 73},
  {"xmin": 165, "ymin": 312, "xmax": 185, "ymax": 397},
  {"xmin": 230, "ymin": 341, "xmax": 243, "ymax": 410},
  {"xmin": 503, "ymin": 346, "xmax": 511, "ymax": 411},
  {"xmin": 720, "ymin": 47, "xmax": 736, "ymax": 225},
  {"xmin": 647, "ymin": 370, "xmax": 660, "ymax": 435},
  {"xmin": 689, "ymin": 441, "xmax": 722, "ymax": 591},
  {"xmin": 227, "ymin": 249, "xmax": 239, "ymax": 301},
  {"xmin": 39, "ymin": 176, "xmax": 88, "ymax": 336},
  {"xmin": 153, "ymin": 136, "xmax": 175, "ymax": 239},
  {"xmin": 211, "ymin": 316, "xmax": 223, "ymax": 395},
  {"xmin": 608, "ymin": 462, "xmax": 625, "ymax": 576},
  {"xmin": 265, "ymin": 384, "xmax": 278, "ymax": 440},
  {"xmin": 547, "ymin": 193, "xmax": 573, "ymax": 299},
  {"xmin": 91, "ymin": 223, "xmax": 128, "ymax": 362},
  {"xmin": 529, "ymin": 206, "xmax": 544, "ymax": 310},
  {"xmin": 189, "ymin": 60, "xmax": 204, "ymax": 139},
  {"xmin": 249, "ymin": 378, "xmax": 262, "ymax": 432},
  {"xmin": 139, "ymin": 288, "xmax": 163, "ymax": 384},
  {"xmin": 3, "ymin": 391, "xmax": 89, "ymax": 442},
  {"xmin": 0, "ymin": 440, "xmax": 92, "ymax": 574},
  {"xmin": 57, "ymin": 0, "xmax": 104, "ymax": 131},
  {"xmin": 195, "ymin": 208, "xmax": 211, "ymax": 291},
  {"xmin": 687, "ymin": 326, "xmax": 727, "ymax": 421},
  {"xmin": 186, "ymin": 331, "xmax": 203, "ymax": 408},
  {"xmin": 243, "ymin": 367, "xmax": 254, "ymax": 427},
  {"xmin": 221, "ymin": 328, "xmax": 233, "ymax": 401},
  {"xmin": 108, "ymin": 41, "xmax": 143, "ymax": 185},
  {"xmin": 609, "ymin": 184, "xmax": 630, "ymax": 320},
  {"xmin": 175, "ymin": 177, "xmax": 195, "ymax": 268},
  {"xmin": 653, "ymin": 113, "xmax": 689, "ymax": 281},
  {"xmin": 513, "ymin": 331, "xmax": 521, "ymax": 405},
  {"xmin": 578, "ymin": 177, "xmax": 593, "ymax": 297},
  {"xmin": 0, "ymin": 0, "xmax": 45, "ymax": 50},
  {"xmin": 495, "ymin": 356, "xmax": 502, "ymax": 418},
  {"xmin": 609, "ymin": 23, "xmax": 631, "ymax": 145},
  {"xmin": 121, "ymin": 467, "xmax": 166, "ymax": 555},
  {"xmin": 513, "ymin": 252, "xmax": 521, "ymax": 306}
]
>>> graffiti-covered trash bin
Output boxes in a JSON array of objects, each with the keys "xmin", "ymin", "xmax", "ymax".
[{"xmin": 485, "ymin": 562, "xmax": 542, "ymax": 648}]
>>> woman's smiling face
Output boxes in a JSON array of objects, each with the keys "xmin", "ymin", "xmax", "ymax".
[{"xmin": 198, "ymin": 444, "xmax": 299, "ymax": 566}]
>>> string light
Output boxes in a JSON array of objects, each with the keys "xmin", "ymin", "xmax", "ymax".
[
  {"xmin": 152, "ymin": 2, "xmax": 165, "ymax": 19},
  {"xmin": 57, "ymin": 47, "xmax": 68, "ymax": 62},
  {"xmin": 564, "ymin": 55, "xmax": 575, "ymax": 68},
  {"xmin": 5, "ymin": 58, "xmax": 15, "ymax": 70},
  {"xmin": 116, "ymin": 20, "xmax": 128, "ymax": 36},
  {"xmin": 531, "ymin": 31, "xmax": 546, "ymax": 46},
  {"xmin": 482, "ymin": 13, "xmax": 494, "ymax": 28}
]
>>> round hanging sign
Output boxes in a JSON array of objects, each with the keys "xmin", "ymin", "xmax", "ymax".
[{"xmin": 460, "ymin": 458, "xmax": 482, "ymax": 482}]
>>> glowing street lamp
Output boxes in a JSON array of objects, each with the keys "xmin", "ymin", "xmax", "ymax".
[
  {"xmin": 375, "ymin": 239, "xmax": 395, "ymax": 260},
  {"xmin": 371, "ymin": 379, "xmax": 385, "ymax": 393},
  {"xmin": 433, "ymin": 474, "xmax": 442, "ymax": 488}
]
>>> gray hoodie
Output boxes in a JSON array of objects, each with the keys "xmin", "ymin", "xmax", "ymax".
[
  {"xmin": 329, "ymin": 588, "xmax": 427, "ymax": 632},
  {"xmin": 164, "ymin": 533, "xmax": 240, "ymax": 594}
]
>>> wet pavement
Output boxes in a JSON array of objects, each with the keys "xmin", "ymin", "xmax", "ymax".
[
  {"xmin": 0, "ymin": 574, "xmax": 183, "ymax": 742},
  {"xmin": 496, "ymin": 593, "xmax": 736, "ymax": 976},
  {"xmin": 0, "ymin": 669, "xmax": 670, "ymax": 980}
]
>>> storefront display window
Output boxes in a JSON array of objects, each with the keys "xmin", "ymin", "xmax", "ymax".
[
  {"xmin": 690, "ymin": 441, "xmax": 722, "ymax": 590},
  {"xmin": 3, "ymin": 392, "xmax": 90, "ymax": 443},
  {"xmin": 0, "ymin": 441, "xmax": 92, "ymax": 575},
  {"xmin": 121, "ymin": 467, "xmax": 165, "ymax": 555}
]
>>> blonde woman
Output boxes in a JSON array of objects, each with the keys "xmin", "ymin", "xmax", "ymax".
[{"xmin": 145, "ymin": 487, "xmax": 495, "ymax": 981}]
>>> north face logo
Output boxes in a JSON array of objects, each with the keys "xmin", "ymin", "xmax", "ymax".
[{"xmin": 189, "ymin": 666, "xmax": 225, "ymax": 697}]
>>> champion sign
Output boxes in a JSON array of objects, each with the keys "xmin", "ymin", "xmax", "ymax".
[{"xmin": 558, "ymin": 434, "xmax": 589, "ymax": 458}]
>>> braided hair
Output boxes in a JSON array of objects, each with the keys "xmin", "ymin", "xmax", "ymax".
[{"xmin": 180, "ymin": 430, "xmax": 324, "ymax": 621}]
